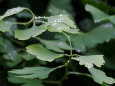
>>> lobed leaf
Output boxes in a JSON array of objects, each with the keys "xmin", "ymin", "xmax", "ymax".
[
  {"xmin": 81, "ymin": 0, "xmax": 115, "ymax": 13},
  {"xmin": 0, "ymin": 7, "xmax": 26, "ymax": 21},
  {"xmin": 9, "ymin": 66, "xmax": 56, "ymax": 79},
  {"xmin": 15, "ymin": 24, "xmax": 47, "ymax": 40},
  {"xmin": 46, "ymin": 14, "xmax": 79, "ymax": 33},
  {"xmin": 86, "ymin": 4, "xmax": 115, "ymax": 25},
  {"xmin": 88, "ymin": 67, "xmax": 115, "ymax": 84},
  {"xmin": 26, "ymin": 44, "xmax": 63, "ymax": 62},
  {"xmin": 86, "ymin": 4, "xmax": 108, "ymax": 22},
  {"xmin": 72, "ymin": 55, "xmax": 105, "ymax": 68}
]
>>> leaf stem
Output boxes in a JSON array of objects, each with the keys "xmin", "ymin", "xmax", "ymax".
[
  {"xmin": 6, "ymin": 8, "xmax": 36, "ymax": 26},
  {"xmin": 62, "ymin": 32, "xmax": 72, "ymax": 56},
  {"xmin": 26, "ymin": 8, "xmax": 36, "ymax": 18},
  {"xmin": 68, "ymin": 72, "xmax": 92, "ymax": 78},
  {"xmin": 9, "ymin": 18, "xmax": 34, "ymax": 26},
  {"xmin": 58, "ymin": 32, "xmax": 73, "ymax": 86}
]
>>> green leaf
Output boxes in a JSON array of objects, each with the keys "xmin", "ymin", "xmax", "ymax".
[
  {"xmin": 86, "ymin": 4, "xmax": 115, "ymax": 25},
  {"xmin": 8, "ymin": 74, "xmax": 43, "ymax": 86},
  {"xmin": 0, "ymin": 21, "xmax": 13, "ymax": 32},
  {"xmin": 48, "ymin": 22, "xmax": 70, "ymax": 32},
  {"xmin": 15, "ymin": 24, "xmax": 47, "ymax": 40},
  {"xmin": 26, "ymin": 44, "xmax": 63, "ymax": 62},
  {"xmin": 9, "ymin": 66, "xmax": 56, "ymax": 79},
  {"xmin": 0, "ymin": 7, "xmax": 26, "ymax": 20},
  {"xmin": 39, "ymin": 38, "xmax": 71, "ymax": 53},
  {"xmin": 71, "ymin": 25, "xmax": 115, "ymax": 51},
  {"xmin": 88, "ymin": 67, "xmax": 115, "ymax": 84},
  {"xmin": 47, "ymin": 14, "xmax": 79, "ymax": 33},
  {"xmin": 85, "ymin": 4, "xmax": 108, "ymax": 22},
  {"xmin": 72, "ymin": 55, "xmax": 104, "ymax": 68},
  {"xmin": 82, "ymin": 0, "xmax": 115, "ymax": 13}
]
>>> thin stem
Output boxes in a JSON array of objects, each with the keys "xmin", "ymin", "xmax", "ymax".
[
  {"xmin": 4, "ymin": 8, "xmax": 36, "ymax": 26},
  {"xmin": 35, "ymin": 20, "xmax": 46, "ymax": 23},
  {"xmin": 26, "ymin": 8, "xmax": 36, "ymax": 18},
  {"xmin": 62, "ymin": 32, "xmax": 72, "ymax": 56},
  {"xmin": 58, "ymin": 32, "xmax": 73, "ymax": 86},
  {"xmin": 64, "ymin": 54, "xmax": 80, "ymax": 57},
  {"xmin": 56, "ymin": 64, "xmax": 66, "ymax": 69},
  {"xmin": 36, "ymin": 16, "xmax": 48, "ymax": 19},
  {"xmin": 68, "ymin": 72, "xmax": 92, "ymax": 78}
]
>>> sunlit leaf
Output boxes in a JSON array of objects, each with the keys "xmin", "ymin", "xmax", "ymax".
[
  {"xmin": 72, "ymin": 55, "xmax": 105, "ymax": 68},
  {"xmin": 47, "ymin": 14, "xmax": 79, "ymax": 33},
  {"xmin": 0, "ymin": 7, "xmax": 26, "ymax": 20}
]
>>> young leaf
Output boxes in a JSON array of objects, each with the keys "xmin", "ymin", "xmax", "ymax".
[
  {"xmin": 88, "ymin": 67, "xmax": 115, "ymax": 84},
  {"xmin": 15, "ymin": 24, "xmax": 47, "ymax": 40},
  {"xmin": 46, "ymin": 14, "xmax": 79, "ymax": 33},
  {"xmin": 0, "ymin": 7, "xmax": 26, "ymax": 20},
  {"xmin": 26, "ymin": 44, "xmax": 63, "ymax": 62},
  {"xmin": 0, "ymin": 21, "xmax": 13, "ymax": 32},
  {"xmin": 71, "ymin": 25, "xmax": 115, "ymax": 51},
  {"xmin": 72, "ymin": 55, "xmax": 105, "ymax": 68},
  {"xmin": 47, "ymin": 22, "xmax": 70, "ymax": 32},
  {"xmin": 9, "ymin": 66, "xmax": 56, "ymax": 79},
  {"xmin": 8, "ymin": 74, "xmax": 43, "ymax": 86},
  {"xmin": 39, "ymin": 38, "xmax": 71, "ymax": 53}
]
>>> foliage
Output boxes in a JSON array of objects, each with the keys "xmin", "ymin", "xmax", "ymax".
[{"xmin": 0, "ymin": 0, "xmax": 115, "ymax": 86}]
